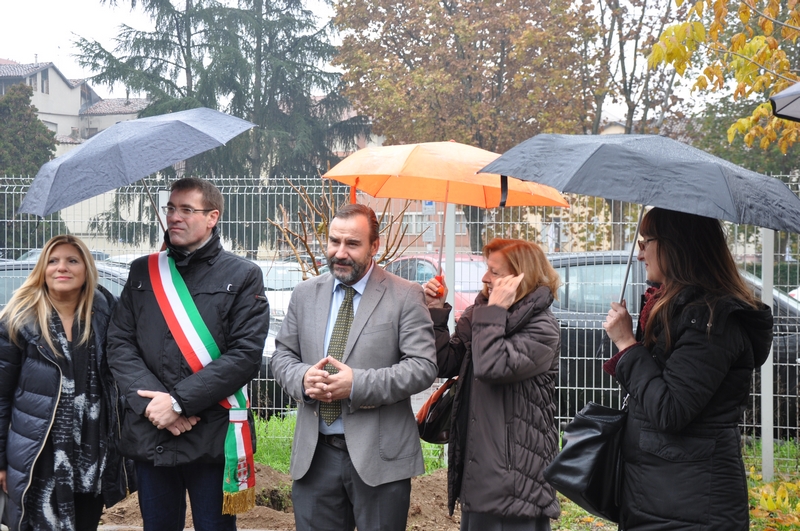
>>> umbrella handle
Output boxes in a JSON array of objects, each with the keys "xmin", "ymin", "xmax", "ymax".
[{"xmin": 434, "ymin": 275, "xmax": 445, "ymax": 298}]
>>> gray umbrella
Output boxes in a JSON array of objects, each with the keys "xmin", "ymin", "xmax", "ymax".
[
  {"xmin": 19, "ymin": 107, "xmax": 256, "ymax": 217},
  {"xmin": 480, "ymin": 133, "xmax": 800, "ymax": 234},
  {"xmin": 770, "ymin": 81, "xmax": 800, "ymax": 122}
]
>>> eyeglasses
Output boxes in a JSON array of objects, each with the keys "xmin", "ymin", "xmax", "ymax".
[
  {"xmin": 161, "ymin": 205, "xmax": 216, "ymax": 218},
  {"xmin": 637, "ymin": 237, "xmax": 657, "ymax": 251}
]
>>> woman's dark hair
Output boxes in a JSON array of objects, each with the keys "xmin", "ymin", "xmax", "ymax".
[{"xmin": 640, "ymin": 207, "xmax": 759, "ymax": 349}]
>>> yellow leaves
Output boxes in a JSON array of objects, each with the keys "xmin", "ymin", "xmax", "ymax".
[
  {"xmin": 648, "ymin": 22, "xmax": 707, "ymax": 73},
  {"xmin": 731, "ymin": 32, "xmax": 747, "ymax": 52},
  {"xmin": 760, "ymin": 18, "xmax": 774, "ymax": 36},
  {"xmin": 738, "ymin": 2, "xmax": 750, "ymax": 24},
  {"xmin": 692, "ymin": 76, "xmax": 708, "ymax": 91}
]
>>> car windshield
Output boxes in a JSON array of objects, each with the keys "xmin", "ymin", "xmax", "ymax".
[
  {"xmin": 553, "ymin": 262, "xmax": 638, "ymax": 314},
  {"xmin": 740, "ymin": 270, "xmax": 800, "ymax": 317},
  {"xmin": 258, "ymin": 262, "xmax": 306, "ymax": 290}
]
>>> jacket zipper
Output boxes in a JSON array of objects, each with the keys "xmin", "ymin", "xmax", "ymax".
[
  {"xmin": 113, "ymin": 382, "xmax": 130, "ymax": 496},
  {"xmin": 18, "ymin": 344, "xmax": 62, "ymax": 531}
]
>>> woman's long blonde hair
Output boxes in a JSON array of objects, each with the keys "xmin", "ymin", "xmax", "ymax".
[
  {"xmin": 0, "ymin": 235, "xmax": 98, "ymax": 353},
  {"xmin": 481, "ymin": 238, "xmax": 561, "ymax": 304}
]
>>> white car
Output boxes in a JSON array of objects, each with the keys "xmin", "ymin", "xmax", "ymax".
[{"xmin": 790, "ymin": 287, "xmax": 799, "ymax": 299}]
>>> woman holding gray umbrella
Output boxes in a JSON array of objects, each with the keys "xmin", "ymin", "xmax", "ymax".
[
  {"xmin": 0, "ymin": 235, "xmax": 133, "ymax": 531},
  {"xmin": 424, "ymin": 238, "xmax": 562, "ymax": 531},
  {"xmin": 603, "ymin": 208, "xmax": 773, "ymax": 530}
]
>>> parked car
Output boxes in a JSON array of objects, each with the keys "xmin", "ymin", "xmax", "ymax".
[
  {"xmin": 254, "ymin": 260, "xmax": 308, "ymax": 324},
  {"xmin": 383, "ymin": 253, "xmax": 485, "ymax": 319},
  {"xmin": 0, "ymin": 260, "xmax": 129, "ymax": 306},
  {"xmin": 548, "ymin": 251, "xmax": 800, "ymax": 438}
]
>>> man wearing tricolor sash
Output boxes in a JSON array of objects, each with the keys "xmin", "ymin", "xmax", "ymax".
[{"xmin": 107, "ymin": 178, "xmax": 269, "ymax": 531}]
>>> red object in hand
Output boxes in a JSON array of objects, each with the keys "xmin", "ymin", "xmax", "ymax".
[{"xmin": 434, "ymin": 275, "xmax": 445, "ymax": 298}]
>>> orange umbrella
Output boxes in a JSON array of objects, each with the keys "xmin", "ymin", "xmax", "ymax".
[
  {"xmin": 323, "ymin": 141, "xmax": 569, "ymax": 296},
  {"xmin": 322, "ymin": 141, "xmax": 569, "ymax": 208}
]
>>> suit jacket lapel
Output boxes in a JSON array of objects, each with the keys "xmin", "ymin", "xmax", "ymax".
[
  {"xmin": 315, "ymin": 275, "xmax": 336, "ymax": 362},
  {"xmin": 343, "ymin": 264, "xmax": 386, "ymax": 362}
]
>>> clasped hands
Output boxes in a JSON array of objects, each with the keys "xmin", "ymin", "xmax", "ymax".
[
  {"xmin": 138, "ymin": 390, "xmax": 201, "ymax": 436},
  {"xmin": 303, "ymin": 357, "xmax": 353, "ymax": 403}
]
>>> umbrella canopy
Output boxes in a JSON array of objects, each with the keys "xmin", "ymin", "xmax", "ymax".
[
  {"xmin": 770, "ymin": 82, "xmax": 800, "ymax": 122},
  {"xmin": 481, "ymin": 134, "xmax": 800, "ymax": 233},
  {"xmin": 322, "ymin": 141, "xmax": 569, "ymax": 208},
  {"xmin": 19, "ymin": 107, "xmax": 256, "ymax": 217}
]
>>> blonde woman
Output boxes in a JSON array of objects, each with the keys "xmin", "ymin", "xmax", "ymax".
[
  {"xmin": 424, "ymin": 238, "xmax": 562, "ymax": 531},
  {"xmin": 0, "ymin": 235, "xmax": 133, "ymax": 531}
]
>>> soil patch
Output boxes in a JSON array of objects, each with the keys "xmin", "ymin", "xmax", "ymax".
[{"xmin": 100, "ymin": 466, "xmax": 460, "ymax": 531}]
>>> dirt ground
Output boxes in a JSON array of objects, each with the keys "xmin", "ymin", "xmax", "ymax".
[{"xmin": 100, "ymin": 465, "xmax": 460, "ymax": 531}]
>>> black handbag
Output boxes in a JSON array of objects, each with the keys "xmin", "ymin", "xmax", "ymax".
[
  {"xmin": 544, "ymin": 400, "xmax": 627, "ymax": 523},
  {"xmin": 415, "ymin": 377, "xmax": 457, "ymax": 444}
]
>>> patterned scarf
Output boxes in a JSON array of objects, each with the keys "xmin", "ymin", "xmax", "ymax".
[{"xmin": 26, "ymin": 314, "xmax": 106, "ymax": 531}]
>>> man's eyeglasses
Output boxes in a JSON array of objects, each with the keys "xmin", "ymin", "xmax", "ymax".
[
  {"xmin": 637, "ymin": 237, "xmax": 657, "ymax": 251},
  {"xmin": 161, "ymin": 205, "xmax": 216, "ymax": 217}
]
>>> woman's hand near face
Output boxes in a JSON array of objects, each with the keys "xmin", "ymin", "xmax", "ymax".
[
  {"xmin": 488, "ymin": 273, "xmax": 524, "ymax": 309},
  {"xmin": 603, "ymin": 300, "xmax": 637, "ymax": 351},
  {"xmin": 424, "ymin": 277, "xmax": 447, "ymax": 308}
]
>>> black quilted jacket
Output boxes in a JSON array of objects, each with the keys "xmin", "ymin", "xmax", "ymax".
[
  {"xmin": 430, "ymin": 286, "xmax": 561, "ymax": 519},
  {"xmin": 615, "ymin": 287, "xmax": 773, "ymax": 530},
  {"xmin": 0, "ymin": 287, "xmax": 135, "ymax": 531}
]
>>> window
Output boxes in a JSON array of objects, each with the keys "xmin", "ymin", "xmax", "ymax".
[
  {"xmin": 41, "ymin": 69, "xmax": 49, "ymax": 94},
  {"xmin": 28, "ymin": 74, "xmax": 37, "ymax": 92},
  {"xmin": 400, "ymin": 211, "xmax": 468, "ymax": 236}
]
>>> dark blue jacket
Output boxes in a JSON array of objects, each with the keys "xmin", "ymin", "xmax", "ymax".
[{"xmin": 0, "ymin": 287, "xmax": 135, "ymax": 531}]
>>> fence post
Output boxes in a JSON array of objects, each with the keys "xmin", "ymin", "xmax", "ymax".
[{"xmin": 761, "ymin": 227, "xmax": 774, "ymax": 481}]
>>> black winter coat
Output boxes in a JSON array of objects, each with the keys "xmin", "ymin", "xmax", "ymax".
[
  {"xmin": 430, "ymin": 287, "xmax": 561, "ymax": 520},
  {"xmin": 107, "ymin": 229, "xmax": 269, "ymax": 465},
  {"xmin": 615, "ymin": 287, "xmax": 773, "ymax": 531},
  {"xmin": 0, "ymin": 287, "xmax": 135, "ymax": 531}
]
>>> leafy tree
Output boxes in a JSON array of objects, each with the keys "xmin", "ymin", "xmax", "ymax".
[
  {"xmin": 78, "ymin": 0, "xmax": 369, "ymax": 255},
  {"xmin": 0, "ymin": 83, "xmax": 66, "ymax": 258},
  {"xmin": 686, "ymin": 97, "xmax": 800, "ymax": 176},
  {"xmin": 647, "ymin": 0, "xmax": 800, "ymax": 152},
  {"xmin": 0, "ymin": 84, "xmax": 56, "ymax": 176},
  {"xmin": 334, "ymin": 0, "xmax": 591, "ymax": 251}
]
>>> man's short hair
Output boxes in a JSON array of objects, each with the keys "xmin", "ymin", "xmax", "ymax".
[
  {"xmin": 333, "ymin": 204, "xmax": 379, "ymax": 244},
  {"xmin": 171, "ymin": 177, "xmax": 225, "ymax": 218}
]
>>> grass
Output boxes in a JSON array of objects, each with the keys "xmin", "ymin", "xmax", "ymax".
[
  {"xmin": 253, "ymin": 415, "xmax": 295, "ymax": 474},
  {"xmin": 253, "ymin": 417, "xmax": 800, "ymax": 529}
]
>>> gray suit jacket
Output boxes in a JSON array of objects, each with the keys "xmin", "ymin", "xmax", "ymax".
[{"xmin": 270, "ymin": 265, "xmax": 438, "ymax": 486}]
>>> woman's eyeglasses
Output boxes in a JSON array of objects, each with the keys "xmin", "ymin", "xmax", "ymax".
[{"xmin": 637, "ymin": 237, "xmax": 657, "ymax": 251}]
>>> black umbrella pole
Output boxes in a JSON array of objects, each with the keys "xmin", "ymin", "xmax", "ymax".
[
  {"xmin": 142, "ymin": 177, "xmax": 167, "ymax": 233},
  {"xmin": 618, "ymin": 205, "xmax": 645, "ymax": 304}
]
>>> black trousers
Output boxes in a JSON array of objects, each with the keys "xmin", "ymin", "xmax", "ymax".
[{"xmin": 292, "ymin": 436, "xmax": 411, "ymax": 531}]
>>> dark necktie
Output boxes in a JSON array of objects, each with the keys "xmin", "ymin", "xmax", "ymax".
[{"xmin": 320, "ymin": 285, "xmax": 356, "ymax": 425}]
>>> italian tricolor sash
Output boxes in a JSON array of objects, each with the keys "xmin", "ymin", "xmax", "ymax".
[{"xmin": 148, "ymin": 251, "xmax": 255, "ymax": 514}]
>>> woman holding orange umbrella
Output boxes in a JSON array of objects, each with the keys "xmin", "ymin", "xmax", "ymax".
[{"xmin": 424, "ymin": 238, "xmax": 562, "ymax": 531}]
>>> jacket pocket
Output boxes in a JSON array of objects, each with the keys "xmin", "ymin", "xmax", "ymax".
[{"xmin": 630, "ymin": 429, "xmax": 715, "ymax": 526}]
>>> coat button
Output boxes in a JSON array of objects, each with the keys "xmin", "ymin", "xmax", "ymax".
[
  {"xmin": 156, "ymin": 446, "xmax": 164, "ymax": 453},
  {"xmin": 691, "ymin": 319, "xmax": 696, "ymax": 323}
]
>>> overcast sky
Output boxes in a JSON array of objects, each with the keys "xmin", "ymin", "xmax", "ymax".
[{"xmin": 0, "ymin": 0, "xmax": 154, "ymax": 98}]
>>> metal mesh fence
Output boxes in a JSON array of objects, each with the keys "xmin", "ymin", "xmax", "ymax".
[{"xmin": 2, "ymin": 174, "xmax": 799, "ymax": 469}]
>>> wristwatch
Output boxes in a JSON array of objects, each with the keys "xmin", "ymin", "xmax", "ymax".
[{"xmin": 170, "ymin": 395, "xmax": 182, "ymax": 415}]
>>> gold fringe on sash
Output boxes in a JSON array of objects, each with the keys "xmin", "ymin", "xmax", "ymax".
[{"xmin": 222, "ymin": 487, "xmax": 256, "ymax": 515}]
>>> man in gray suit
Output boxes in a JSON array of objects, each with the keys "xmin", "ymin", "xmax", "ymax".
[{"xmin": 270, "ymin": 204, "xmax": 438, "ymax": 531}]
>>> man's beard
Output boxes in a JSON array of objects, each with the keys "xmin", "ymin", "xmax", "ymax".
[{"xmin": 328, "ymin": 255, "xmax": 368, "ymax": 285}]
